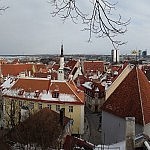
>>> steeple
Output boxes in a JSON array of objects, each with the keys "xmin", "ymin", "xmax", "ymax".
[
  {"xmin": 60, "ymin": 44, "xmax": 63, "ymax": 57},
  {"xmin": 58, "ymin": 44, "xmax": 65, "ymax": 81}
]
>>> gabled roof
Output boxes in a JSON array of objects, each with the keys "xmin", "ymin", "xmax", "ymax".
[
  {"xmin": 4, "ymin": 77, "xmax": 84, "ymax": 104},
  {"xmin": 52, "ymin": 64, "xmax": 60, "ymax": 71},
  {"xmin": 102, "ymin": 66, "xmax": 150, "ymax": 125},
  {"xmin": 64, "ymin": 135, "xmax": 94, "ymax": 150},
  {"xmin": 1, "ymin": 63, "xmax": 47, "ymax": 77},
  {"xmin": 65, "ymin": 59, "xmax": 77, "ymax": 70},
  {"xmin": 1, "ymin": 64, "xmax": 33, "ymax": 76},
  {"xmin": 83, "ymin": 61, "xmax": 104, "ymax": 74},
  {"xmin": 11, "ymin": 78, "xmax": 51, "ymax": 92}
]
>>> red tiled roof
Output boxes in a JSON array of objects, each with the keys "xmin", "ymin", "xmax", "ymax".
[
  {"xmin": 50, "ymin": 80, "xmax": 84, "ymax": 103},
  {"xmin": 10, "ymin": 78, "xmax": 84, "ymax": 104},
  {"xmin": 65, "ymin": 60, "xmax": 77, "ymax": 70},
  {"xmin": 51, "ymin": 72, "xmax": 58, "ymax": 80},
  {"xmin": 1, "ymin": 63, "xmax": 46, "ymax": 77},
  {"xmin": 74, "ymin": 75, "xmax": 90, "ymax": 85},
  {"xmin": 64, "ymin": 135, "xmax": 94, "ymax": 150},
  {"xmin": 34, "ymin": 72, "xmax": 50, "ymax": 78},
  {"xmin": 83, "ymin": 61, "xmax": 104, "ymax": 74},
  {"xmin": 35, "ymin": 64, "xmax": 47, "ymax": 71},
  {"xmin": 1, "ymin": 64, "xmax": 34, "ymax": 76},
  {"xmin": 102, "ymin": 66, "xmax": 150, "ymax": 125},
  {"xmin": 11, "ymin": 78, "xmax": 51, "ymax": 92},
  {"xmin": 52, "ymin": 64, "xmax": 60, "ymax": 71}
]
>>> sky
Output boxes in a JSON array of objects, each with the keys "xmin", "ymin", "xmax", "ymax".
[{"xmin": 0, "ymin": 0, "xmax": 150, "ymax": 55}]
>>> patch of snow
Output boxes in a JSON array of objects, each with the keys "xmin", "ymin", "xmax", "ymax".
[
  {"xmin": 95, "ymin": 141, "xmax": 125, "ymax": 150},
  {"xmin": 82, "ymin": 82, "xmax": 92, "ymax": 89},
  {"xmin": 95, "ymin": 87, "xmax": 99, "ymax": 92},
  {"xmin": 1, "ymin": 77, "xmax": 16, "ymax": 89}
]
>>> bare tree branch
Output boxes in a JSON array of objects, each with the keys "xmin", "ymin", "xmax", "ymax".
[
  {"xmin": 0, "ymin": 6, "xmax": 9, "ymax": 12},
  {"xmin": 50, "ymin": 0, "xmax": 130, "ymax": 49}
]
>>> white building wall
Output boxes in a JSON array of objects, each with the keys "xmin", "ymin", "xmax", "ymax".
[
  {"xmin": 102, "ymin": 111, "xmax": 143, "ymax": 145},
  {"xmin": 144, "ymin": 123, "xmax": 150, "ymax": 137}
]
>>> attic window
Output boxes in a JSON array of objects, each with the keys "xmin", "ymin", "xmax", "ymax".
[
  {"xmin": 34, "ymin": 90, "xmax": 40, "ymax": 98},
  {"xmin": 18, "ymin": 89, "xmax": 24, "ymax": 96},
  {"xmin": 52, "ymin": 92, "xmax": 59, "ymax": 98}
]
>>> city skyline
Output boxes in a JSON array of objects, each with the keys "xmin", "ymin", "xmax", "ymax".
[{"xmin": 0, "ymin": 0, "xmax": 149, "ymax": 55}]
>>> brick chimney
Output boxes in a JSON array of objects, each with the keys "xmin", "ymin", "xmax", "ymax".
[{"xmin": 125, "ymin": 117, "xmax": 135, "ymax": 150}]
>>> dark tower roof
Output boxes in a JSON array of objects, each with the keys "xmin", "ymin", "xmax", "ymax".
[{"xmin": 60, "ymin": 44, "xmax": 64, "ymax": 57}]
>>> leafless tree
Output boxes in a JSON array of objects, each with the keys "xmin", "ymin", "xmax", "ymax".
[
  {"xmin": 6, "ymin": 108, "xmax": 63, "ymax": 149},
  {"xmin": 50, "ymin": 0, "xmax": 130, "ymax": 49},
  {"xmin": 0, "ymin": 5, "xmax": 9, "ymax": 13}
]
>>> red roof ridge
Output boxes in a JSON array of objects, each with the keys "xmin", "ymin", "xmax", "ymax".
[
  {"xmin": 102, "ymin": 66, "xmax": 150, "ymax": 125},
  {"xmin": 66, "ymin": 80, "xmax": 84, "ymax": 103},
  {"xmin": 136, "ymin": 67, "xmax": 145, "ymax": 125}
]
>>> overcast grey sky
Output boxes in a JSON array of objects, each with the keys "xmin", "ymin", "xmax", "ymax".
[{"xmin": 0, "ymin": 0, "xmax": 150, "ymax": 55}]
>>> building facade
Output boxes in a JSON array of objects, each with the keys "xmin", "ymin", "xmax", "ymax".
[{"xmin": 2, "ymin": 77, "xmax": 85, "ymax": 135}]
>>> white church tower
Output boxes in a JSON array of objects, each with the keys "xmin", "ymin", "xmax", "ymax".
[{"xmin": 58, "ymin": 44, "xmax": 65, "ymax": 81}]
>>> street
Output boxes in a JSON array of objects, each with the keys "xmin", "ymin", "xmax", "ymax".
[{"xmin": 83, "ymin": 107, "xmax": 102, "ymax": 145}]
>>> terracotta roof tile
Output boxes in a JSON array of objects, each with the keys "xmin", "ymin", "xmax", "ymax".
[
  {"xmin": 1, "ymin": 63, "xmax": 46, "ymax": 77},
  {"xmin": 102, "ymin": 66, "xmax": 150, "ymax": 125},
  {"xmin": 10, "ymin": 78, "xmax": 84, "ymax": 103},
  {"xmin": 83, "ymin": 61, "xmax": 104, "ymax": 74},
  {"xmin": 11, "ymin": 78, "xmax": 50, "ymax": 92},
  {"xmin": 34, "ymin": 72, "xmax": 50, "ymax": 78},
  {"xmin": 65, "ymin": 60, "xmax": 77, "ymax": 70},
  {"xmin": 52, "ymin": 64, "xmax": 60, "ymax": 71},
  {"xmin": 64, "ymin": 135, "xmax": 94, "ymax": 150}
]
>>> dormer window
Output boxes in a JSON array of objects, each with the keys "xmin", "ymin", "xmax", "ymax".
[
  {"xmin": 18, "ymin": 89, "xmax": 24, "ymax": 96},
  {"xmin": 34, "ymin": 90, "xmax": 40, "ymax": 98},
  {"xmin": 52, "ymin": 92, "xmax": 59, "ymax": 98}
]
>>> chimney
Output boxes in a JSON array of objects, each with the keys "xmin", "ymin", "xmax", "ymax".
[
  {"xmin": 125, "ymin": 117, "xmax": 135, "ymax": 150},
  {"xmin": 59, "ymin": 108, "xmax": 65, "ymax": 127}
]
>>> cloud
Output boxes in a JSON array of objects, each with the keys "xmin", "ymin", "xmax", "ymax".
[{"xmin": 0, "ymin": 0, "xmax": 149, "ymax": 55}]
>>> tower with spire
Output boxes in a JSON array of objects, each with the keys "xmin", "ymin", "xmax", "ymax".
[{"xmin": 58, "ymin": 44, "xmax": 65, "ymax": 81}]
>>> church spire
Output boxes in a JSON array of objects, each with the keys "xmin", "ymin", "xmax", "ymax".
[
  {"xmin": 60, "ymin": 44, "xmax": 63, "ymax": 57},
  {"xmin": 58, "ymin": 44, "xmax": 64, "ymax": 81}
]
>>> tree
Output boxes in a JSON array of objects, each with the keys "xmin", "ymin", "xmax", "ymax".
[
  {"xmin": 50, "ymin": 0, "xmax": 130, "ymax": 49},
  {"xmin": 0, "ymin": 5, "xmax": 9, "ymax": 13},
  {"xmin": 6, "ymin": 108, "xmax": 64, "ymax": 149}
]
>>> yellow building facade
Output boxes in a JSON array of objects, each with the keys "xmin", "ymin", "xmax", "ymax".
[{"xmin": 2, "ymin": 78, "xmax": 85, "ymax": 135}]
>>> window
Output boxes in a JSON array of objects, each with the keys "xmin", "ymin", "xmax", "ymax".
[
  {"xmin": 34, "ymin": 90, "xmax": 40, "ymax": 98},
  {"xmin": 38, "ymin": 103, "xmax": 42, "ymax": 109},
  {"xmin": 19, "ymin": 101, "xmax": 23, "ymax": 107},
  {"xmin": 47, "ymin": 104, "xmax": 51, "ymax": 109},
  {"xmin": 52, "ymin": 92, "xmax": 59, "ymax": 98},
  {"xmin": 69, "ymin": 106, "xmax": 73, "ymax": 112},
  {"xmin": 29, "ymin": 102, "xmax": 34, "ymax": 109},
  {"xmin": 56, "ymin": 105, "xmax": 60, "ymax": 111}
]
